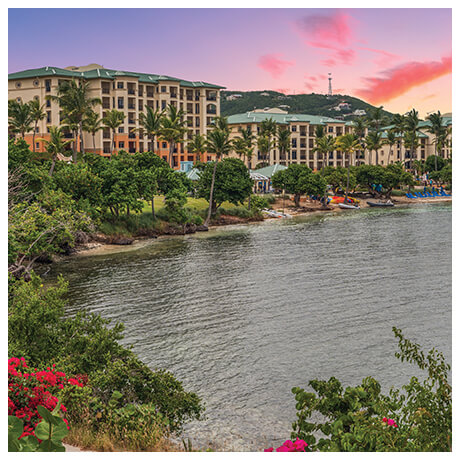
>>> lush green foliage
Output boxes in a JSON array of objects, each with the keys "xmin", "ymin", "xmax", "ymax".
[
  {"xmin": 196, "ymin": 158, "xmax": 252, "ymax": 215},
  {"xmin": 290, "ymin": 328, "xmax": 451, "ymax": 452}
]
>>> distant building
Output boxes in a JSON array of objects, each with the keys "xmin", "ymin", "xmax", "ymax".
[
  {"xmin": 333, "ymin": 102, "xmax": 352, "ymax": 111},
  {"xmin": 353, "ymin": 109, "xmax": 367, "ymax": 116},
  {"xmin": 8, "ymin": 63, "xmax": 225, "ymax": 168},
  {"xmin": 226, "ymin": 94, "xmax": 243, "ymax": 101},
  {"xmin": 260, "ymin": 92, "xmax": 270, "ymax": 96}
]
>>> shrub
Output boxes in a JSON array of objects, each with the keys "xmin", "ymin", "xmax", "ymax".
[{"xmin": 250, "ymin": 195, "xmax": 270, "ymax": 211}]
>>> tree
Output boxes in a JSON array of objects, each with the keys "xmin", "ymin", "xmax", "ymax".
[
  {"xmin": 203, "ymin": 128, "xmax": 233, "ymax": 225},
  {"xmin": 158, "ymin": 104, "xmax": 187, "ymax": 168},
  {"xmin": 322, "ymin": 166, "xmax": 356, "ymax": 195},
  {"xmin": 384, "ymin": 131, "xmax": 397, "ymax": 166},
  {"xmin": 425, "ymin": 155, "xmax": 447, "ymax": 173},
  {"xmin": 188, "ymin": 133, "xmax": 207, "ymax": 163},
  {"xmin": 259, "ymin": 117, "xmax": 277, "ymax": 164},
  {"xmin": 138, "ymin": 106, "xmax": 163, "ymax": 153},
  {"xmin": 28, "ymin": 99, "xmax": 46, "ymax": 153},
  {"xmin": 351, "ymin": 117, "xmax": 367, "ymax": 162},
  {"xmin": 197, "ymin": 158, "xmax": 252, "ymax": 217},
  {"xmin": 365, "ymin": 131, "xmax": 383, "ymax": 166},
  {"xmin": 103, "ymin": 109, "xmax": 125, "ymax": 158},
  {"xmin": 367, "ymin": 105, "xmax": 387, "ymax": 132},
  {"xmin": 257, "ymin": 135, "xmax": 272, "ymax": 167},
  {"xmin": 403, "ymin": 109, "xmax": 421, "ymax": 170},
  {"xmin": 276, "ymin": 127, "xmax": 291, "ymax": 162},
  {"xmin": 83, "ymin": 110, "xmax": 103, "ymax": 151},
  {"xmin": 37, "ymin": 127, "xmax": 73, "ymax": 176},
  {"xmin": 335, "ymin": 134, "xmax": 360, "ymax": 203},
  {"xmin": 314, "ymin": 135, "xmax": 336, "ymax": 207},
  {"xmin": 426, "ymin": 111, "xmax": 445, "ymax": 171},
  {"xmin": 47, "ymin": 79, "xmax": 101, "ymax": 160},
  {"xmin": 8, "ymin": 99, "xmax": 33, "ymax": 139},
  {"xmin": 271, "ymin": 164, "xmax": 313, "ymax": 207},
  {"xmin": 239, "ymin": 126, "xmax": 255, "ymax": 167},
  {"xmin": 232, "ymin": 136, "xmax": 248, "ymax": 161}
]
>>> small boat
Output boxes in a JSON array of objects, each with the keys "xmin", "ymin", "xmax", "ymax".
[
  {"xmin": 338, "ymin": 203, "xmax": 360, "ymax": 210},
  {"xmin": 367, "ymin": 200, "xmax": 394, "ymax": 207}
]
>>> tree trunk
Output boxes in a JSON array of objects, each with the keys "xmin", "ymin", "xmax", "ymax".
[
  {"xmin": 72, "ymin": 130, "xmax": 78, "ymax": 163},
  {"xmin": 48, "ymin": 155, "xmax": 57, "ymax": 176},
  {"xmin": 111, "ymin": 130, "xmax": 116, "ymax": 159},
  {"xmin": 127, "ymin": 205, "xmax": 130, "ymax": 216},
  {"xmin": 248, "ymin": 193, "xmax": 251, "ymax": 210},
  {"xmin": 151, "ymin": 196, "xmax": 155, "ymax": 219},
  {"xmin": 294, "ymin": 193, "xmax": 300, "ymax": 207},
  {"xmin": 168, "ymin": 141, "xmax": 174, "ymax": 168},
  {"xmin": 150, "ymin": 135, "xmax": 155, "ymax": 154},
  {"xmin": 79, "ymin": 121, "xmax": 84, "ymax": 157},
  {"xmin": 205, "ymin": 160, "xmax": 218, "ymax": 226},
  {"xmin": 93, "ymin": 134, "xmax": 96, "ymax": 151},
  {"xmin": 344, "ymin": 161, "xmax": 351, "ymax": 203},
  {"xmin": 33, "ymin": 121, "xmax": 37, "ymax": 153},
  {"xmin": 434, "ymin": 144, "xmax": 438, "ymax": 171}
]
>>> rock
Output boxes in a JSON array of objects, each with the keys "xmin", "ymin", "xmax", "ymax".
[
  {"xmin": 111, "ymin": 236, "xmax": 134, "ymax": 245},
  {"xmin": 196, "ymin": 225, "xmax": 209, "ymax": 232}
]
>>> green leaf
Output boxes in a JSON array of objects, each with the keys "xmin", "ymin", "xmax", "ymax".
[
  {"xmin": 35, "ymin": 420, "xmax": 52, "ymax": 441},
  {"xmin": 20, "ymin": 435, "xmax": 40, "ymax": 452},
  {"xmin": 8, "ymin": 415, "xmax": 24, "ymax": 441}
]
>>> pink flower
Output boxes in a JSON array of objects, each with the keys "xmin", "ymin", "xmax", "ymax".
[
  {"xmin": 264, "ymin": 448, "xmax": 274, "ymax": 452},
  {"xmin": 382, "ymin": 417, "xmax": 388, "ymax": 423}
]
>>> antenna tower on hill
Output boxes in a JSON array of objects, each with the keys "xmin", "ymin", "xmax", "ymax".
[{"xmin": 327, "ymin": 73, "xmax": 332, "ymax": 98}]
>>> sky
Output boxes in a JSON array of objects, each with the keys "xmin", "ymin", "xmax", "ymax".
[{"xmin": 8, "ymin": 8, "xmax": 452, "ymax": 115}]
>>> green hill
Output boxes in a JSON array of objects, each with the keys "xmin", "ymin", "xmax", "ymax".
[{"xmin": 221, "ymin": 90, "xmax": 394, "ymax": 120}]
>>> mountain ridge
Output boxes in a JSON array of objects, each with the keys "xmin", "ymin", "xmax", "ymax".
[{"xmin": 220, "ymin": 90, "xmax": 394, "ymax": 120}]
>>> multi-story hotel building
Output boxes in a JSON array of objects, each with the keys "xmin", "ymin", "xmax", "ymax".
[
  {"xmin": 227, "ymin": 108, "xmax": 452, "ymax": 170},
  {"xmin": 8, "ymin": 64, "xmax": 225, "ymax": 168}
]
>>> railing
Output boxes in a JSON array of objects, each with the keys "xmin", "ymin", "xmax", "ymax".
[
  {"xmin": 206, "ymin": 109, "xmax": 217, "ymax": 115},
  {"xmin": 207, "ymin": 96, "xmax": 217, "ymax": 101},
  {"xmin": 128, "ymin": 105, "xmax": 136, "ymax": 109},
  {"xmin": 128, "ymin": 119, "xmax": 136, "ymax": 124}
]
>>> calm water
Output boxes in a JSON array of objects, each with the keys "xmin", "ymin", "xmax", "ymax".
[{"xmin": 45, "ymin": 203, "xmax": 452, "ymax": 451}]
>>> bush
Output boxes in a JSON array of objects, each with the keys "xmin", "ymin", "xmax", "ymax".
[
  {"xmin": 290, "ymin": 328, "xmax": 451, "ymax": 452},
  {"xmin": 250, "ymin": 195, "xmax": 270, "ymax": 211}
]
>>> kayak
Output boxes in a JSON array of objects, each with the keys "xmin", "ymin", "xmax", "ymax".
[
  {"xmin": 338, "ymin": 203, "xmax": 360, "ymax": 210},
  {"xmin": 367, "ymin": 201, "xmax": 394, "ymax": 207},
  {"xmin": 331, "ymin": 196, "xmax": 359, "ymax": 204}
]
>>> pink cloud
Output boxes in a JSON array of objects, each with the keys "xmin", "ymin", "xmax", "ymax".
[
  {"xmin": 359, "ymin": 47, "xmax": 401, "ymax": 68},
  {"xmin": 335, "ymin": 49, "xmax": 355, "ymax": 65},
  {"xmin": 334, "ymin": 88, "xmax": 345, "ymax": 94},
  {"xmin": 296, "ymin": 11, "xmax": 354, "ymax": 46},
  {"xmin": 308, "ymin": 76, "xmax": 317, "ymax": 82},
  {"xmin": 275, "ymin": 88, "xmax": 290, "ymax": 94},
  {"xmin": 321, "ymin": 58, "xmax": 337, "ymax": 67},
  {"xmin": 258, "ymin": 54, "xmax": 294, "ymax": 78},
  {"xmin": 356, "ymin": 56, "xmax": 452, "ymax": 104},
  {"xmin": 304, "ymin": 82, "xmax": 316, "ymax": 92}
]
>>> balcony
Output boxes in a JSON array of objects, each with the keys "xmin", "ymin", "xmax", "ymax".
[
  {"xmin": 128, "ymin": 119, "xmax": 136, "ymax": 125},
  {"xmin": 170, "ymin": 93, "xmax": 178, "ymax": 99},
  {"xmin": 128, "ymin": 104, "xmax": 136, "ymax": 110}
]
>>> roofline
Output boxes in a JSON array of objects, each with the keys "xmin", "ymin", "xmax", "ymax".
[{"xmin": 8, "ymin": 65, "xmax": 225, "ymax": 89}]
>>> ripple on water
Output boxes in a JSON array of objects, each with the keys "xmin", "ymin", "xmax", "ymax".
[{"xmin": 45, "ymin": 203, "xmax": 452, "ymax": 451}]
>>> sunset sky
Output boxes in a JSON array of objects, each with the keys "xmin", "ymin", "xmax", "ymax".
[{"xmin": 8, "ymin": 8, "xmax": 452, "ymax": 116}]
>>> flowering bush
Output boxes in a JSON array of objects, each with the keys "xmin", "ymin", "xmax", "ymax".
[
  {"xmin": 8, "ymin": 357, "xmax": 86, "ymax": 441},
  {"xmin": 382, "ymin": 417, "xmax": 398, "ymax": 428},
  {"xmin": 265, "ymin": 438, "xmax": 308, "ymax": 452}
]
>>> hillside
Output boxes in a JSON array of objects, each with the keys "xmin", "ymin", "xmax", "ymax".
[{"xmin": 220, "ymin": 90, "xmax": 394, "ymax": 120}]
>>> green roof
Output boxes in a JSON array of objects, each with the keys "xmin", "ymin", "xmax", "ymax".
[
  {"xmin": 227, "ymin": 111, "xmax": 345, "ymax": 125},
  {"xmin": 251, "ymin": 164, "xmax": 287, "ymax": 178},
  {"xmin": 8, "ymin": 66, "xmax": 225, "ymax": 89}
]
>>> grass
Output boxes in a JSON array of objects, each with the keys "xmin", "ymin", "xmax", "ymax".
[{"xmin": 140, "ymin": 196, "xmax": 238, "ymax": 214}]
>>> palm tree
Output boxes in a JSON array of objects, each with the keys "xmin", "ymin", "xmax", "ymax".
[
  {"xmin": 314, "ymin": 134, "xmax": 336, "ymax": 207},
  {"xmin": 83, "ymin": 110, "xmax": 103, "ymax": 151},
  {"xmin": 403, "ymin": 109, "xmax": 421, "ymax": 170},
  {"xmin": 351, "ymin": 117, "xmax": 367, "ymax": 163},
  {"xmin": 8, "ymin": 99, "xmax": 33, "ymax": 139},
  {"xmin": 28, "ymin": 99, "xmax": 46, "ymax": 152},
  {"xmin": 103, "ymin": 109, "xmax": 125, "ymax": 158},
  {"xmin": 37, "ymin": 126, "xmax": 72, "ymax": 176},
  {"xmin": 158, "ymin": 104, "xmax": 187, "ymax": 168},
  {"xmin": 204, "ymin": 128, "xmax": 233, "ymax": 226},
  {"xmin": 257, "ymin": 135, "xmax": 272, "ymax": 166},
  {"xmin": 48, "ymin": 79, "xmax": 101, "ymax": 159},
  {"xmin": 232, "ymin": 137, "xmax": 248, "ymax": 161},
  {"xmin": 426, "ymin": 111, "xmax": 444, "ymax": 171},
  {"xmin": 239, "ymin": 126, "xmax": 255, "ymax": 167},
  {"xmin": 335, "ymin": 134, "xmax": 360, "ymax": 204},
  {"xmin": 213, "ymin": 115, "xmax": 230, "ymax": 133},
  {"xmin": 384, "ymin": 131, "xmax": 397, "ymax": 165},
  {"xmin": 188, "ymin": 133, "xmax": 207, "ymax": 162},
  {"xmin": 138, "ymin": 106, "xmax": 163, "ymax": 153},
  {"xmin": 61, "ymin": 112, "xmax": 80, "ymax": 162},
  {"xmin": 259, "ymin": 117, "xmax": 277, "ymax": 163},
  {"xmin": 276, "ymin": 127, "xmax": 291, "ymax": 162},
  {"xmin": 367, "ymin": 106, "xmax": 387, "ymax": 132},
  {"xmin": 365, "ymin": 131, "xmax": 383, "ymax": 166}
]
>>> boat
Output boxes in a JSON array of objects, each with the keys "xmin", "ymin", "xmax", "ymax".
[
  {"xmin": 330, "ymin": 196, "xmax": 359, "ymax": 204},
  {"xmin": 367, "ymin": 200, "xmax": 395, "ymax": 207},
  {"xmin": 338, "ymin": 203, "xmax": 360, "ymax": 210},
  {"xmin": 262, "ymin": 209, "xmax": 293, "ymax": 219}
]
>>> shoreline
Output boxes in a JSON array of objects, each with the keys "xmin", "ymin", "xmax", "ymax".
[{"xmin": 65, "ymin": 195, "xmax": 451, "ymax": 259}]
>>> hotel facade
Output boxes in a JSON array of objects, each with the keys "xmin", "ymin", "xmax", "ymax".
[
  {"xmin": 227, "ymin": 108, "xmax": 452, "ymax": 171},
  {"xmin": 8, "ymin": 64, "xmax": 225, "ymax": 168}
]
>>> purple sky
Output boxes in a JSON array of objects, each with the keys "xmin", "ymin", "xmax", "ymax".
[{"xmin": 8, "ymin": 8, "xmax": 452, "ymax": 114}]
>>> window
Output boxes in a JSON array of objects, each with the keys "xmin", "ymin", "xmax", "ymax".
[
  {"xmin": 328, "ymin": 127, "xmax": 333, "ymax": 133},
  {"xmin": 117, "ymin": 82, "xmax": 124, "ymax": 89},
  {"xmin": 195, "ymin": 104, "xmax": 200, "ymax": 114},
  {"xmin": 35, "ymin": 143, "xmax": 39, "ymax": 149},
  {"xmin": 34, "ymin": 95, "xmax": 39, "ymax": 101},
  {"xmin": 118, "ymin": 97, "xmax": 124, "ymax": 109},
  {"xmin": 33, "ymin": 80, "xmax": 39, "ymax": 87},
  {"xmin": 118, "ymin": 127, "xmax": 124, "ymax": 134},
  {"xmin": 162, "ymin": 142, "xmax": 167, "ymax": 149},
  {"xmin": 161, "ymin": 100, "xmax": 166, "ymax": 110},
  {"xmin": 46, "ymin": 99, "xmax": 51, "ymax": 108},
  {"xmin": 45, "ymin": 80, "xmax": 51, "ymax": 92},
  {"xmin": 292, "ymin": 151, "xmax": 297, "ymax": 160},
  {"xmin": 15, "ymin": 82, "xmax": 21, "ymax": 88},
  {"xmin": 46, "ymin": 111, "xmax": 51, "ymax": 123},
  {"xmin": 118, "ymin": 141, "xmax": 124, "ymax": 149},
  {"xmin": 161, "ymin": 86, "xmax": 167, "ymax": 93},
  {"xmin": 291, "ymin": 125, "xmax": 297, "ymax": 132},
  {"xmin": 16, "ymin": 97, "xmax": 21, "ymax": 103}
]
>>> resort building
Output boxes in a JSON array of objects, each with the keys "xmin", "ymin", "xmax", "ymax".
[
  {"xmin": 8, "ymin": 64, "xmax": 225, "ymax": 168},
  {"xmin": 227, "ymin": 108, "xmax": 361, "ymax": 170},
  {"xmin": 227, "ymin": 108, "xmax": 452, "ymax": 170}
]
